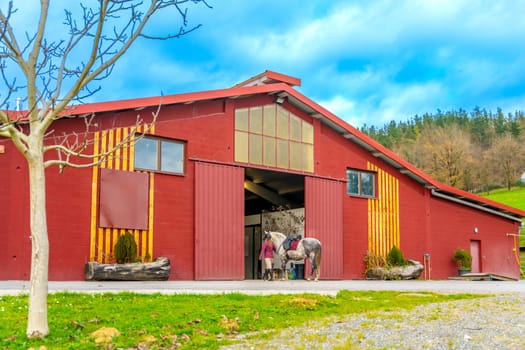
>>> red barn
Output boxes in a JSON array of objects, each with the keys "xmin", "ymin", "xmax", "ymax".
[{"xmin": 1, "ymin": 71, "xmax": 524, "ymax": 281}]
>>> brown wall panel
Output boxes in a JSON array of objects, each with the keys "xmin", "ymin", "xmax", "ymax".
[{"xmin": 99, "ymin": 168, "xmax": 149, "ymax": 230}]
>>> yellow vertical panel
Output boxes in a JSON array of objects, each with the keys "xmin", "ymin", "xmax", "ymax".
[
  {"xmin": 129, "ymin": 132, "xmax": 135, "ymax": 171},
  {"xmin": 97, "ymin": 228, "xmax": 104, "ymax": 262},
  {"xmin": 148, "ymin": 173, "xmax": 154, "ymax": 257},
  {"xmin": 90, "ymin": 132, "xmax": 100, "ymax": 261},
  {"xmin": 114, "ymin": 128, "xmax": 122, "ymax": 170},
  {"xmin": 121, "ymin": 128, "xmax": 129, "ymax": 171},
  {"xmin": 367, "ymin": 161, "xmax": 401, "ymax": 257},
  {"xmin": 388, "ymin": 176, "xmax": 395, "ymax": 250},
  {"xmin": 150, "ymin": 122, "xmax": 155, "ymax": 134},
  {"xmin": 381, "ymin": 171, "xmax": 390, "ymax": 253},
  {"xmin": 141, "ymin": 230, "xmax": 147, "ymax": 260},
  {"xmin": 394, "ymin": 179, "xmax": 400, "ymax": 247},
  {"xmin": 134, "ymin": 229, "xmax": 139, "ymax": 246},
  {"xmin": 367, "ymin": 198, "xmax": 372, "ymax": 252},
  {"xmin": 378, "ymin": 170, "xmax": 384, "ymax": 255},
  {"xmin": 112, "ymin": 228, "xmax": 118, "ymax": 254},
  {"xmin": 105, "ymin": 228, "xmax": 111, "ymax": 259},
  {"xmin": 370, "ymin": 199, "xmax": 379, "ymax": 254},
  {"xmin": 100, "ymin": 131, "xmax": 108, "ymax": 168},
  {"xmin": 107, "ymin": 129, "xmax": 115, "ymax": 169},
  {"xmin": 386, "ymin": 175, "xmax": 391, "ymax": 238}
]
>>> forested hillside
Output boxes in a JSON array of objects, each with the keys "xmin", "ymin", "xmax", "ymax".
[{"xmin": 360, "ymin": 108, "xmax": 525, "ymax": 193}]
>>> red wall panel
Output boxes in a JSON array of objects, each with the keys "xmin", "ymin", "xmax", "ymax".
[
  {"xmin": 194, "ymin": 162, "xmax": 244, "ymax": 280},
  {"xmin": 152, "ymin": 167, "xmax": 195, "ymax": 280},
  {"xmin": 305, "ymin": 177, "xmax": 344, "ymax": 279},
  {"xmin": 0, "ymin": 140, "xmax": 31, "ymax": 280},
  {"xmin": 428, "ymin": 196, "xmax": 520, "ymax": 279}
]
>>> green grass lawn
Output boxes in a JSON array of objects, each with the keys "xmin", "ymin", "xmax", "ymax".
[
  {"xmin": 0, "ymin": 291, "xmax": 482, "ymax": 349},
  {"xmin": 480, "ymin": 186, "xmax": 525, "ymax": 211}
]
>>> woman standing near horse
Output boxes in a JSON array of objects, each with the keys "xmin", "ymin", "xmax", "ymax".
[{"xmin": 259, "ymin": 232, "xmax": 276, "ymax": 281}]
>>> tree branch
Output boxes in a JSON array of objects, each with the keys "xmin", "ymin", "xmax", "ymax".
[{"xmin": 43, "ymin": 106, "xmax": 159, "ymax": 172}]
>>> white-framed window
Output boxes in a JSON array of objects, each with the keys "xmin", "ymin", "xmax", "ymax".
[
  {"xmin": 134, "ymin": 136, "xmax": 185, "ymax": 174},
  {"xmin": 347, "ymin": 169, "xmax": 376, "ymax": 197}
]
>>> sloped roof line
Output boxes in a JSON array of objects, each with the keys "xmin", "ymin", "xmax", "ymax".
[
  {"xmin": 277, "ymin": 85, "xmax": 525, "ymax": 219},
  {"xmin": 56, "ymin": 79, "xmax": 525, "ymax": 219}
]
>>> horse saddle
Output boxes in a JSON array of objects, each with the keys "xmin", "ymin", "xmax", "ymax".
[{"xmin": 283, "ymin": 236, "xmax": 300, "ymax": 251}]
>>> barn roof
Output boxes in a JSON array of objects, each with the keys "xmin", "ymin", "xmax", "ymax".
[{"xmin": 59, "ymin": 71, "xmax": 525, "ymax": 221}]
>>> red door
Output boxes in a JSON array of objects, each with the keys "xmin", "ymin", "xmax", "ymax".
[
  {"xmin": 195, "ymin": 162, "xmax": 244, "ymax": 280},
  {"xmin": 470, "ymin": 240, "xmax": 481, "ymax": 273},
  {"xmin": 305, "ymin": 177, "xmax": 344, "ymax": 279}
]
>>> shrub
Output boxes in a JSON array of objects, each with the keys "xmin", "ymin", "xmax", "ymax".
[
  {"xmin": 364, "ymin": 251, "xmax": 387, "ymax": 270},
  {"xmin": 386, "ymin": 245, "xmax": 406, "ymax": 266},
  {"xmin": 452, "ymin": 248, "xmax": 472, "ymax": 269},
  {"xmin": 114, "ymin": 231, "xmax": 138, "ymax": 264}
]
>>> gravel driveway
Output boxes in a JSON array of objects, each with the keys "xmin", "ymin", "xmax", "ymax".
[{"xmin": 221, "ymin": 294, "xmax": 525, "ymax": 350}]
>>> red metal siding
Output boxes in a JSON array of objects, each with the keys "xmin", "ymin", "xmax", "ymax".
[
  {"xmin": 195, "ymin": 162, "xmax": 244, "ymax": 280},
  {"xmin": 0, "ymin": 141, "xmax": 31, "ymax": 280},
  {"xmin": 305, "ymin": 177, "xmax": 344, "ymax": 279},
  {"xmin": 428, "ymin": 196, "xmax": 520, "ymax": 279}
]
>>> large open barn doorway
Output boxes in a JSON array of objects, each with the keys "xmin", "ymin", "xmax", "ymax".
[{"xmin": 243, "ymin": 167, "xmax": 305, "ymax": 279}]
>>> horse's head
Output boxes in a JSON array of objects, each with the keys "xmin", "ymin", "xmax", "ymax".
[{"xmin": 266, "ymin": 231, "xmax": 286, "ymax": 246}]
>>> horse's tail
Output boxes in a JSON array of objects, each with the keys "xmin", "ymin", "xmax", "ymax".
[{"xmin": 314, "ymin": 241, "xmax": 321, "ymax": 280}]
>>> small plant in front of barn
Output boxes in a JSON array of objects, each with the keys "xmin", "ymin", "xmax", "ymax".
[
  {"xmin": 364, "ymin": 251, "xmax": 387, "ymax": 270},
  {"xmin": 452, "ymin": 248, "xmax": 472, "ymax": 275},
  {"xmin": 114, "ymin": 231, "xmax": 138, "ymax": 264},
  {"xmin": 364, "ymin": 246, "xmax": 423, "ymax": 280},
  {"xmin": 386, "ymin": 245, "xmax": 407, "ymax": 267}
]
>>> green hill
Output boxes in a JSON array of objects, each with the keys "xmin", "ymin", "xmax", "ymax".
[{"xmin": 481, "ymin": 187, "xmax": 525, "ymax": 211}]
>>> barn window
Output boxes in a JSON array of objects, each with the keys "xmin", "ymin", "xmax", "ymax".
[
  {"xmin": 134, "ymin": 136, "xmax": 185, "ymax": 174},
  {"xmin": 235, "ymin": 104, "xmax": 314, "ymax": 172},
  {"xmin": 346, "ymin": 169, "xmax": 376, "ymax": 197}
]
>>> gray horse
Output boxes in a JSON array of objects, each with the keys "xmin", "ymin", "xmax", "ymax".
[{"xmin": 268, "ymin": 231, "xmax": 322, "ymax": 281}]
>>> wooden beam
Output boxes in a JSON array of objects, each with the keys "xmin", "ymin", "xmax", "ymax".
[{"xmin": 244, "ymin": 179, "xmax": 293, "ymax": 207}]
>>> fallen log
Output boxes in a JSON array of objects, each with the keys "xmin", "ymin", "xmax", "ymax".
[{"xmin": 85, "ymin": 257, "xmax": 171, "ymax": 281}]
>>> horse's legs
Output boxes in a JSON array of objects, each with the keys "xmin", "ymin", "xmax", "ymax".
[
  {"xmin": 281, "ymin": 258, "xmax": 287, "ymax": 280},
  {"xmin": 308, "ymin": 254, "xmax": 320, "ymax": 281}
]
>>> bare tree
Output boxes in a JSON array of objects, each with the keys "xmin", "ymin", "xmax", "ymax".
[
  {"xmin": 0, "ymin": 0, "xmax": 210, "ymax": 338},
  {"xmin": 412, "ymin": 124, "xmax": 474, "ymax": 188},
  {"xmin": 485, "ymin": 134, "xmax": 525, "ymax": 190}
]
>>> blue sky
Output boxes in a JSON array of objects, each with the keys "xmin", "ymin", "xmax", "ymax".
[{"xmin": 6, "ymin": 1, "xmax": 525, "ymax": 128}]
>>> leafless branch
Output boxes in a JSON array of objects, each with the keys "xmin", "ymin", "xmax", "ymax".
[{"xmin": 43, "ymin": 106, "xmax": 160, "ymax": 172}]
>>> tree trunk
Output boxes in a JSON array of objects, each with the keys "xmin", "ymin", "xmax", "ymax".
[
  {"xmin": 26, "ymin": 140, "xmax": 50, "ymax": 338},
  {"xmin": 85, "ymin": 257, "xmax": 171, "ymax": 281}
]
